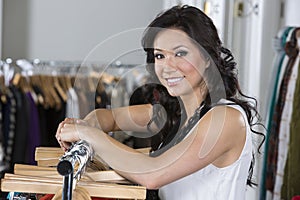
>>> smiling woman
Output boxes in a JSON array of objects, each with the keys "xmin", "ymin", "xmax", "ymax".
[{"xmin": 56, "ymin": 5, "xmax": 265, "ymax": 200}]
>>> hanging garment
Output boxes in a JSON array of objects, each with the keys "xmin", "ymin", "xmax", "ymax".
[
  {"xmin": 95, "ymin": 88, "xmax": 109, "ymax": 109},
  {"xmin": 273, "ymin": 48, "xmax": 299, "ymax": 200},
  {"xmin": 77, "ymin": 89, "xmax": 90, "ymax": 118},
  {"xmin": 66, "ymin": 87, "xmax": 80, "ymax": 118},
  {"xmin": 1, "ymin": 88, "xmax": 17, "ymax": 174},
  {"xmin": 281, "ymin": 61, "xmax": 300, "ymax": 200},
  {"xmin": 265, "ymin": 27, "xmax": 300, "ymax": 193},
  {"xmin": 0, "ymin": 93, "xmax": 5, "ymax": 176},
  {"xmin": 30, "ymin": 85, "xmax": 48, "ymax": 147},
  {"xmin": 10, "ymin": 85, "xmax": 30, "ymax": 167},
  {"xmin": 260, "ymin": 26, "xmax": 296, "ymax": 200},
  {"xmin": 264, "ymin": 27, "xmax": 294, "ymax": 120},
  {"xmin": 25, "ymin": 92, "xmax": 41, "ymax": 165},
  {"xmin": 43, "ymin": 95, "xmax": 66, "ymax": 147}
]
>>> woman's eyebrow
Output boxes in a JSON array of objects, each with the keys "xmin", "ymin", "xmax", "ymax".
[
  {"xmin": 153, "ymin": 48, "xmax": 163, "ymax": 51},
  {"xmin": 154, "ymin": 45, "xmax": 188, "ymax": 52},
  {"xmin": 172, "ymin": 45, "xmax": 188, "ymax": 50}
]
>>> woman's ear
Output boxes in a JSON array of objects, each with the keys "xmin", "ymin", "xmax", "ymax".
[{"xmin": 205, "ymin": 58, "xmax": 211, "ymax": 69}]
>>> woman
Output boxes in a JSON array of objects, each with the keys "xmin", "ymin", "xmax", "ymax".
[{"xmin": 56, "ymin": 5, "xmax": 265, "ymax": 200}]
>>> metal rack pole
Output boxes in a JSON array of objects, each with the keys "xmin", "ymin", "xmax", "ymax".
[
  {"xmin": 57, "ymin": 140, "xmax": 94, "ymax": 200},
  {"xmin": 57, "ymin": 159, "xmax": 74, "ymax": 200}
]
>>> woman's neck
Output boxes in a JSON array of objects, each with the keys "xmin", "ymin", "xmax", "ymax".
[{"xmin": 181, "ymin": 94, "xmax": 204, "ymax": 119}]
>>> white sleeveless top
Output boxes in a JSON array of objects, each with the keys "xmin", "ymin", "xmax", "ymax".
[{"xmin": 158, "ymin": 102, "xmax": 253, "ymax": 200}]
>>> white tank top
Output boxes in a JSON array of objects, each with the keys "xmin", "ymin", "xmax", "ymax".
[{"xmin": 158, "ymin": 101, "xmax": 253, "ymax": 200}]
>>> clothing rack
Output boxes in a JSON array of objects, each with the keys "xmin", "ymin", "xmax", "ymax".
[
  {"xmin": 1, "ymin": 146, "xmax": 148, "ymax": 199},
  {"xmin": 3, "ymin": 59, "xmax": 140, "ymax": 76},
  {"xmin": 0, "ymin": 58, "xmax": 148, "ymax": 107},
  {"xmin": 0, "ymin": 58, "xmax": 149, "ymax": 190},
  {"xmin": 0, "ymin": 58, "xmax": 143, "ymax": 88}
]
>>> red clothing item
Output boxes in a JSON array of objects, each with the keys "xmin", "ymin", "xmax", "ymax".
[{"xmin": 39, "ymin": 194, "xmax": 54, "ymax": 200}]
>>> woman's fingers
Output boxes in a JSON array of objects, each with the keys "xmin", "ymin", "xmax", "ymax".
[
  {"xmin": 56, "ymin": 121, "xmax": 64, "ymax": 139},
  {"xmin": 56, "ymin": 118, "xmax": 78, "ymax": 151},
  {"xmin": 56, "ymin": 118, "xmax": 74, "ymax": 138},
  {"xmin": 56, "ymin": 118, "xmax": 95, "ymax": 151},
  {"xmin": 56, "ymin": 122, "xmax": 65, "ymax": 150},
  {"xmin": 59, "ymin": 124, "xmax": 79, "ymax": 141},
  {"xmin": 64, "ymin": 118, "xmax": 76, "ymax": 123}
]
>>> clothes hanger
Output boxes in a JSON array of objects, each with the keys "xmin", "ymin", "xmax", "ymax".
[
  {"xmin": 13, "ymin": 163, "xmax": 129, "ymax": 184},
  {"xmin": 57, "ymin": 75, "xmax": 69, "ymax": 94},
  {"xmin": 1, "ymin": 173, "xmax": 146, "ymax": 199},
  {"xmin": 53, "ymin": 75, "xmax": 68, "ymax": 103},
  {"xmin": 1, "ymin": 143, "xmax": 147, "ymax": 199},
  {"xmin": 29, "ymin": 75, "xmax": 45, "ymax": 106},
  {"xmin": 45, "ymin": 75, "xmax": 62, "ymax": 110},
  {"xmin": 38, "ymin": 74, "xmax": 55, "ymax": 109}
]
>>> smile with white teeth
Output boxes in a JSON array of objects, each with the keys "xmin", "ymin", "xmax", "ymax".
[{"xmin": 166, "ymin": 77, "xmax": 184, "ymax": 85}]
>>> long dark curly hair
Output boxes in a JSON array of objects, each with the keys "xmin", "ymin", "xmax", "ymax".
[{"xmin": 140, "ymin": 5, "xmax": 265, "ymax": 187}]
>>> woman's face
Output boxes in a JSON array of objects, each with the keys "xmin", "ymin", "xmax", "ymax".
[{"xmin": 153, "ymin": 28, "xmax": 209, "ymax": 98}]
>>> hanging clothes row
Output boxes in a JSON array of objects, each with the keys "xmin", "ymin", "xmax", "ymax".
[
  {"xmin": 0, "ymin": 59, "xmax": 148, "ymax": 182},
  {"xmin": 260, "ymin": 27, "xmax": 300, "ymax": 200}
]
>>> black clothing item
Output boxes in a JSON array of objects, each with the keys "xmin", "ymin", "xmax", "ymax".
[{"xmin": 10, "ymin": 86, "xmax": 30, "ymax": 167}]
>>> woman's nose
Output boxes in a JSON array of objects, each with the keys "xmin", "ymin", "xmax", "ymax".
[{"xmin": 163, "ymin": 55, "xmax": 177, "ymax": 72}]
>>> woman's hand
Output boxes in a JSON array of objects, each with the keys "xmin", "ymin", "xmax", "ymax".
[{"xmin": 56, "ymin": 118, "xmax": 87, "ymax": 151}]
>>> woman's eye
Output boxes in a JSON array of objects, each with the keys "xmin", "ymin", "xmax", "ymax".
[
  {"xmin": 154, "ymin": 53, "xmax": 165, "ymax": 60},
  {"xmin": 175, "ymin": 50, "xmax": 188, "ymax": 57}
]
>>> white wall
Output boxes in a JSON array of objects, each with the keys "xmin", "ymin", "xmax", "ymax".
[
  {"xmin": 284, "ymin": 0, "xmax": 300, "ymax": 27},
  {"xmin": 2, "ymin": 0, "xmax": 163, "ymax": 64}
]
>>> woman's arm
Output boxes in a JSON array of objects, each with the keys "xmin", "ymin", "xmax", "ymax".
[
  {"xmin": 56, "ymin": 104, "xmax": 153, "ymax": 150},
  {"xmin": 58, "ymin": 106, "xmax": 247, "ymax": 189},
  {"xmin": 83, "ymin": 104, "xmax": 153, "ymax": 132}
]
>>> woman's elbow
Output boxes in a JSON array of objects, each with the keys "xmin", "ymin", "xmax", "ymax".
[
  {"xmin": 146, "ymin": 182, "xmax": 160, "ymax": 190},
  {"xmin": 139, "ymin": 177, "xmax": 162, "ymax": 190}
]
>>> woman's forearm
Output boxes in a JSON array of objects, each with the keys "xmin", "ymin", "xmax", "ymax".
[
  {"xmin": 83, "ymin": 109, "xmax": 118, "ymax": 132},
  {"xmin": 84, "ymin": 104, "xmax": 153, "ymax": 133}
]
